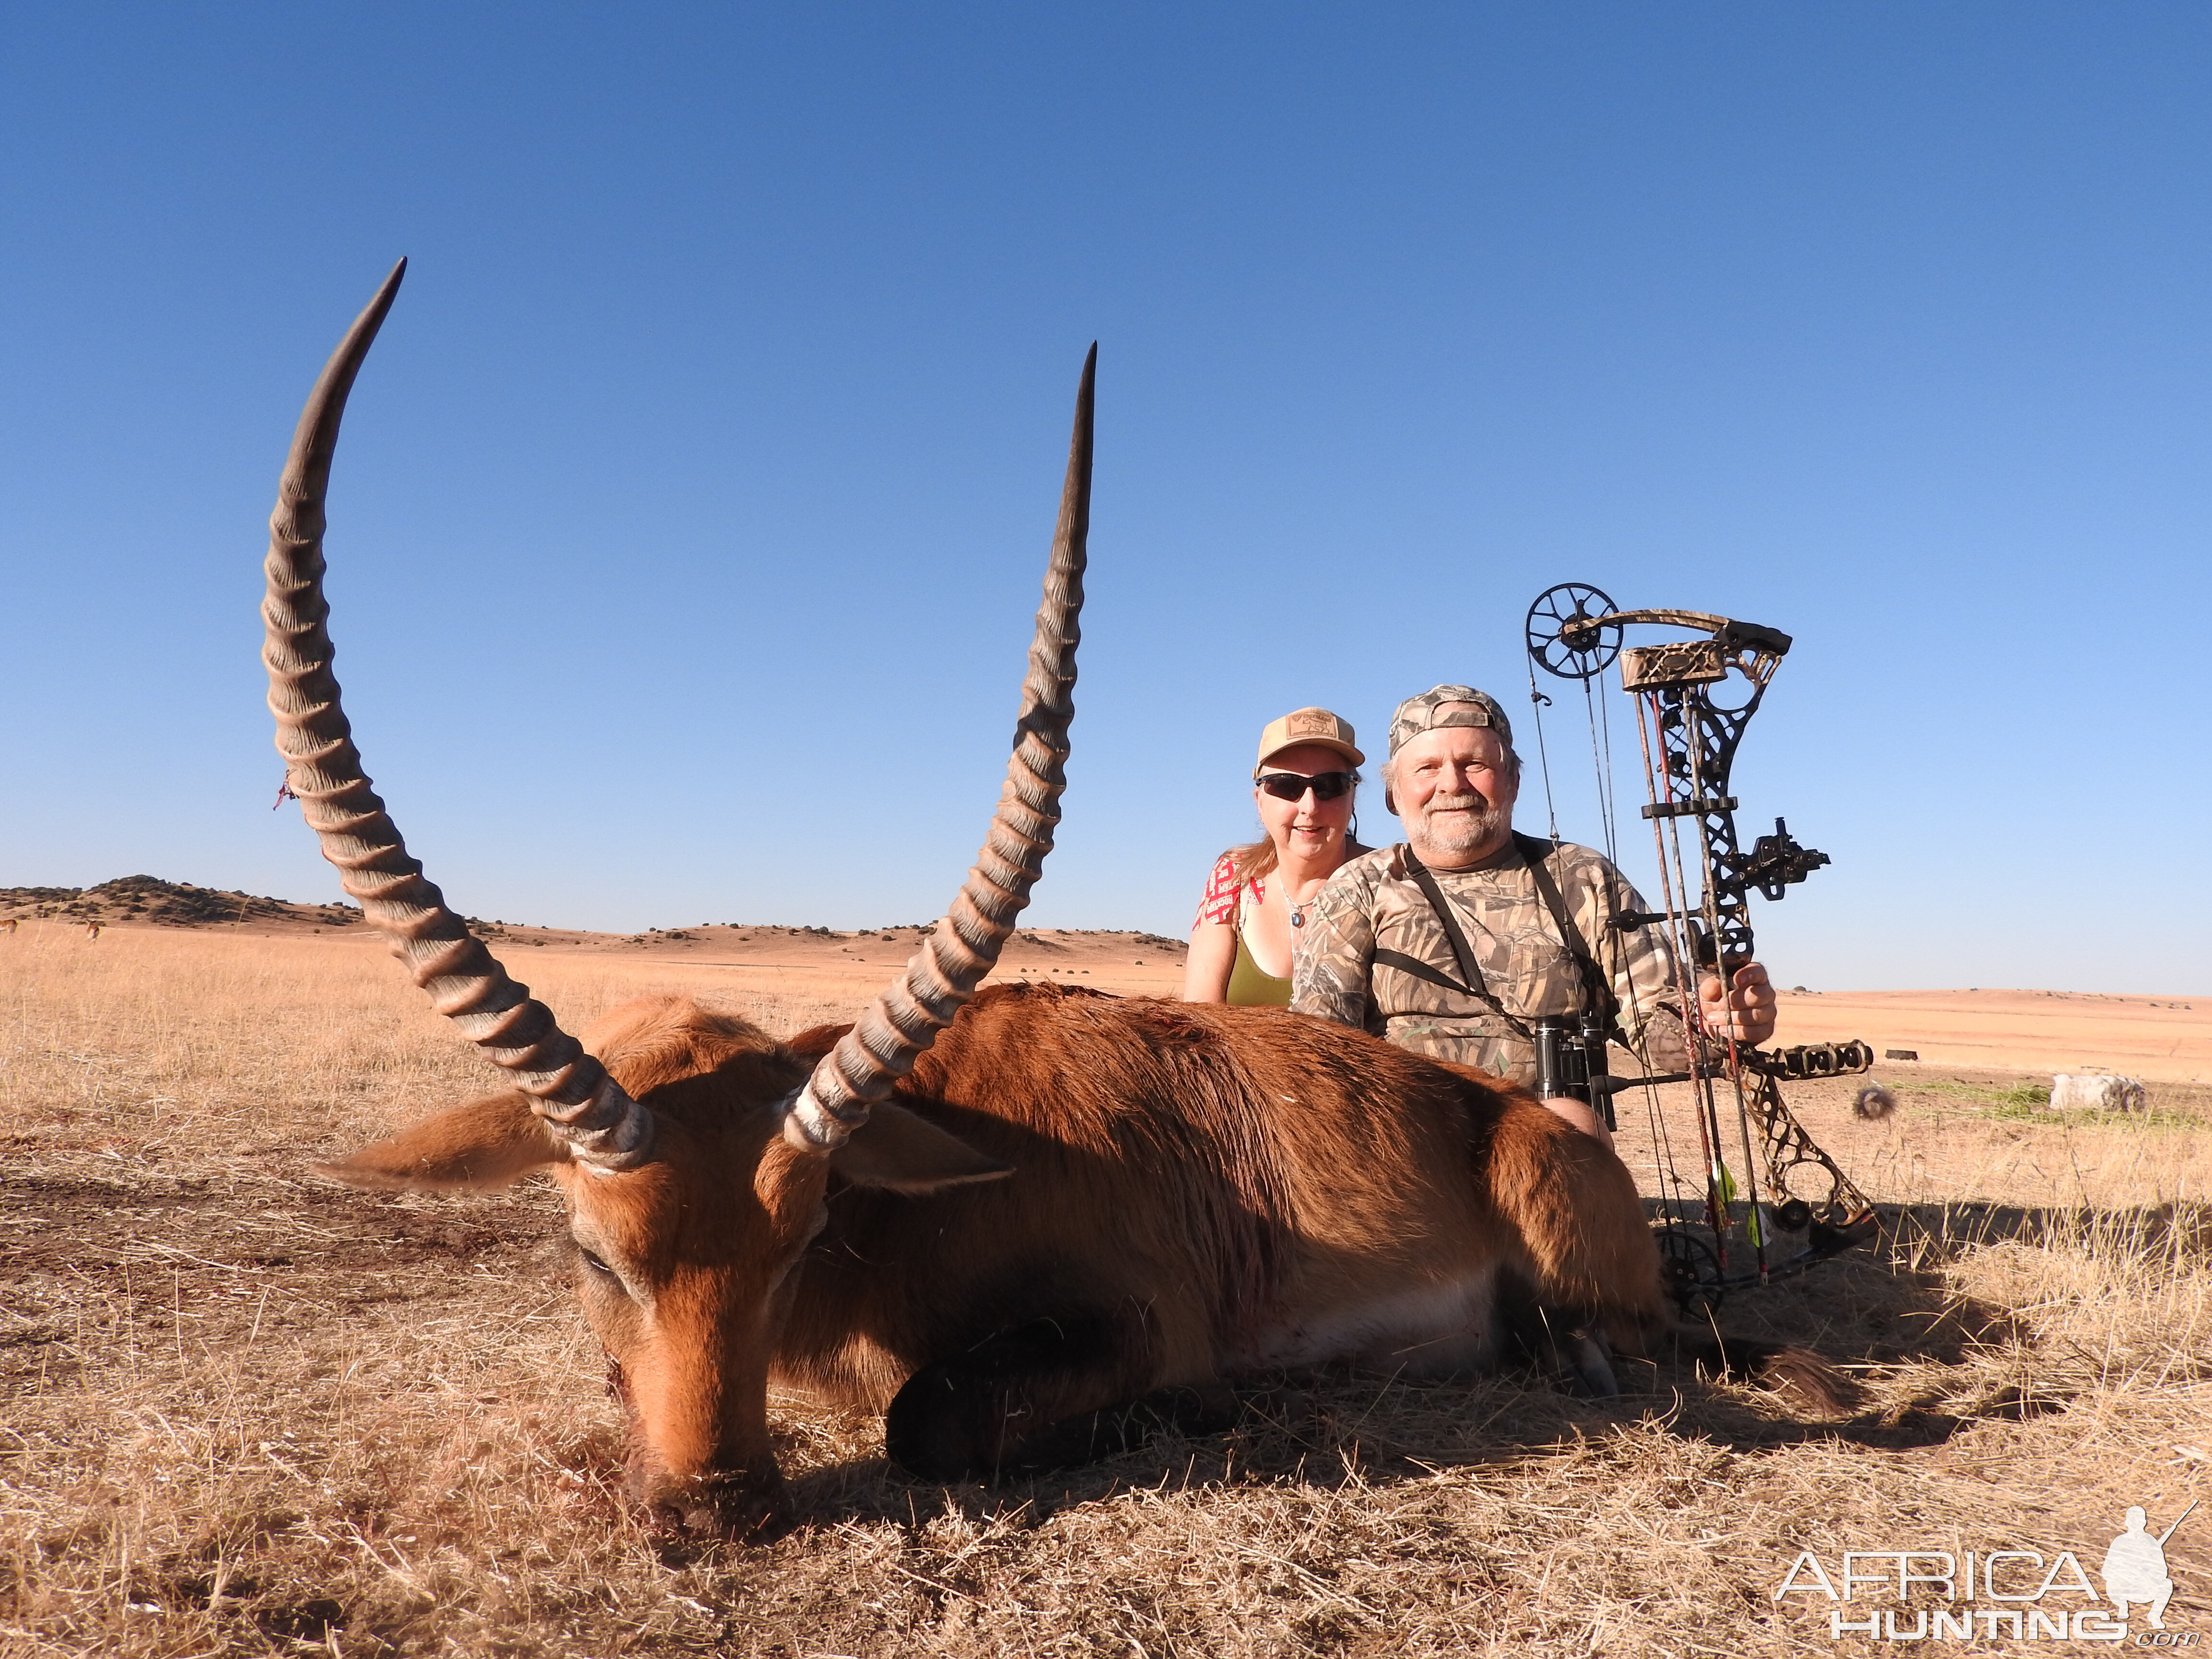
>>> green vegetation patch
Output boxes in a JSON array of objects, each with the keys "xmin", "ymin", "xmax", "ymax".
[{"xmin": 1895, "ymin": 1076, "xmax": 2201, "ymax": 1130}]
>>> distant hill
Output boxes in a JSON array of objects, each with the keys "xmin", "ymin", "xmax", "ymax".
[
  {"xmin": 0, "ymin": 876, "xmax": 359, "ymax": 929},
  {"xmin": 0, "ymin": 878, "xmax": 1190, "ymax": 955}
]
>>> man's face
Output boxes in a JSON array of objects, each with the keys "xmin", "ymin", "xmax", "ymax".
[{"xmin": 1390, "ymin": 719, "xmax": 1517, "ymax": 867}]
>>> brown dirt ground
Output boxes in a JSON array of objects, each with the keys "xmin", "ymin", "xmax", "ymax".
[
  {"xmin": 1, "ymin": 918, "xmax": 2207, "ymax": 1656},
  {"xmin": 1772, "ymin": 987, "xmax": 2210, "ymax": 1086}
]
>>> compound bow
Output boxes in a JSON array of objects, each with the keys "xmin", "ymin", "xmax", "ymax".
[{"xmin": 1524, "ymin": 582, "xmax": 1879, "ymax": 1309}]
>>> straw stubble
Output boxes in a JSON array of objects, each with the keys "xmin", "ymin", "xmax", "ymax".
[{"xmin": 1, "ymin": 922, "xmax": 2204, "ymax": 1656}]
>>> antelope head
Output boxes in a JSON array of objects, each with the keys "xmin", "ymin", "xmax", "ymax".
[{"xmin": 266, "ymin": 261, "xmax": 1092, "ymax": 1538}]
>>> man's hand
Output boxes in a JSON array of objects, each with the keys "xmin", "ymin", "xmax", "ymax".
[{"xmin": 1698, "ymin": 961, "xmax": 1777, "ymax": 1047}]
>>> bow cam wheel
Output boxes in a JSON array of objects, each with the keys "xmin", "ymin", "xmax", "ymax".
[{"xmin": 1527, "ymin": 583, "xmax": 1623, "ymax": 681}]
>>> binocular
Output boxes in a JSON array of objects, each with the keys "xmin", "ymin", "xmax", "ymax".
[{"xmin": 1531, "ymin": 1012, "xmax": 1618, "ymax": 1131}]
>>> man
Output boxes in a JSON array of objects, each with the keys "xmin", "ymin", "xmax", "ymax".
[{"xmin": 1291, "ymin": 685, "xmax": 1777, "ymax": 1142}]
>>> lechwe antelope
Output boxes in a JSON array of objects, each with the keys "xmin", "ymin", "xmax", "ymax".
[{"xmin": 269, "ymin": 264, "xmax": 1835, "ymax": 1541}]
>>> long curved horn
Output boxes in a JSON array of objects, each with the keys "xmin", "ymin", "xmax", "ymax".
[
  {"xmin": 785, "ymin": 346, "xmax": 1094, "ymax": 1151},
  {"xmin": 262, "ymin": 260, "xmax": 652, "ymax": 1170}
]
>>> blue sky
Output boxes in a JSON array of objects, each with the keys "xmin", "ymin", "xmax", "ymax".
[{"xmin": 1, "ymin": 5, "xmax": 2205, "ymax": 992}]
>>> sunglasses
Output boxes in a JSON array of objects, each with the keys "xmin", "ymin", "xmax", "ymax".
[{"xmin": 1255, "ymin": 769, "xmax": 1358, "ymax": 802}]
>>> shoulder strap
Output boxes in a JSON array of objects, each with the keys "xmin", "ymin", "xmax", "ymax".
[
  {"xmin": 1371, "ymin": 948, "xmax": 1482, "ymax": 999},
  {"xmin": 1399, "ymin": 849, "xmax": 1534, "ymax": 1041},
  {"xmin": 1512, "ymin": 831, "xmax": 1617, "ymax": 1028}
]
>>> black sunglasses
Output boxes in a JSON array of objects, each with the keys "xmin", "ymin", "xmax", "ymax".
[{"xmin": 1255, "ymin": 769, "xmax": 1358, "ymax": 802}]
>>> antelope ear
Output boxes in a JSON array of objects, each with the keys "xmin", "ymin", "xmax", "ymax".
[
  {"xmin": 315, "ymin": 1091, "xmax": 567, "ymax": 1191},
  {"xmin": 829, "ymin": 1101, "xmax": 1012, "ymax": 1193}
]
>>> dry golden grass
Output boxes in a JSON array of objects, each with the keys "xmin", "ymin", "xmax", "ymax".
[{"xmin": 2, "ymin": 922, "xmax": 2208, "ymax": 1657}]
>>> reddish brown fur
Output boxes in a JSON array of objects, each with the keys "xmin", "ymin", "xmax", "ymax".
[{"xmin": 325, "ymin": 984, "xmax": 1671, "ymax": 1538}]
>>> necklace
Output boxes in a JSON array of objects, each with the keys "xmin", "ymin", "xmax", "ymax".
[{"xmin": 1270, "ymin": 851, "xmax": 1334, "ymax": 929}]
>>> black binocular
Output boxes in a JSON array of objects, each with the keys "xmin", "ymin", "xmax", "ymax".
[{"xmin": 1531, "ymin": 1012, "xmax": 1618, "ymax": 1131}]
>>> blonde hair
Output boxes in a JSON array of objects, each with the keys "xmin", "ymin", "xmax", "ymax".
[
  {"xmin": 1227, "ymin": 838, "xmax": 1279, "ymax": 885},
  {"xmin": 1225, "ymin": 830, "xmax": 1371, "ymax": 890}
]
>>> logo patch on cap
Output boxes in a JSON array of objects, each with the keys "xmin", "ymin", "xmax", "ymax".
[
  {"xmin": 1255, "ymin": 707, "xmax": 1364, "ymax": 770},
  {"xmin": 1386, "ymin": 685, "xmax": 1514, "ymax": 757}
]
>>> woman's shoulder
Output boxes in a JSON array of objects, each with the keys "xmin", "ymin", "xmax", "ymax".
[
  {"xmin": 1194, "ymin": 849, "xmax": 1254, "ymax": 927},
  {"xmin": 1201, "ymin": 847, "xmax": 1254, "ymax": 893}
]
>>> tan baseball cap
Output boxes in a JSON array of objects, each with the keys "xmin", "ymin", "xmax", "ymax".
[
  {"xmin": 1387, "ymin": 685, "xmax": 1514, "ymax": 757},
  {"xmin": 1254, "ymin": 706, "xmax": 1364, "ymax": 772}
]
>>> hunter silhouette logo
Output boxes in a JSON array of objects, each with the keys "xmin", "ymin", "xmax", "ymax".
[
  {"xmin": 2104, "ymin": 1502, "xmax": 2195, "ymax": 1632},
  {"xmin": 1776, "ymin": 1500, "xmax": 2196, "ymax": 1643}
]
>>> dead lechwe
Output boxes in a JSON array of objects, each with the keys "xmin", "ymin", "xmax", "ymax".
[{"xmin": 264, "ymin": 262, "xmax": 1842, "ymax": 1540}]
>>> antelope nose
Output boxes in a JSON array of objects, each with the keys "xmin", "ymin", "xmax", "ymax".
[{"xmin": 648, "ymin": 1476, "xmax": 794, "ymax": 1543}]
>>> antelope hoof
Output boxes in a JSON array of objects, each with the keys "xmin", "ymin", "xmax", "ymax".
[{"xmin": 1563, "ymin": 1330, "xmax": 1620, "ymax": 1398}]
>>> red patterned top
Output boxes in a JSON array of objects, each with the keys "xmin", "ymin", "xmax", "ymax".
[{"xmin": 1194, "ymin": 852, "xmax": 1265, "ymax": 930}]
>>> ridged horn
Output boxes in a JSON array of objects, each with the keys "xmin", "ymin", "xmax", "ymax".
[
  {"xmin": 784, "ymin": 345, "xmax": 1094, "ymax": 1151},
  {"xmin": 262, "ymin": 260, "xmax": 653, "ymax": 1169}
]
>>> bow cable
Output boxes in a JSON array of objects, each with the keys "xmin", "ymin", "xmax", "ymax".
[
  {"xmin": 1524, "ymin": 653, "xmax": 1564, "ymax": 847},
  {"xmin": 1526, "ymin": 627, "xmax": 1696, "ymax": 1250}
]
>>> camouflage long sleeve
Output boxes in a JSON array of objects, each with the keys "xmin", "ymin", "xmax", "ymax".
[
  {"xmin": 1286, "ymin": 840, "xmax": 1685, "ymax": 1087},
  {"xmin": 1290, "ymin": 857, "xmax": 1385, "ymax": 1036}
]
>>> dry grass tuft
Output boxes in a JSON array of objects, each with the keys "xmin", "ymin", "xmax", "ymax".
[{"xmin": 2, "ymin": 923, "xmax": 2207, "ymax": 1655}]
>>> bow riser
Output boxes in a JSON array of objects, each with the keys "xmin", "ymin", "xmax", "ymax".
[{"xmin": 1622, "ymin": 636, "xmax": 1791, "ymax": 969}]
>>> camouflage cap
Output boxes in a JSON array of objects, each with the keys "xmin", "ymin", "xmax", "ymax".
[
  {"xmin": 1255, "ymin": 706, "xmax": 1363, "ymax": 772},
  {"xmin": 1386, "ymin": 685, "xmax": 1514, "ymax": 758}
]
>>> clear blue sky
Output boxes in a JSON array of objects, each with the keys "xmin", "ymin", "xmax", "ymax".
[{"xmin": 1, "ymin": 5, "xmax": 2205, "ymax": 993}]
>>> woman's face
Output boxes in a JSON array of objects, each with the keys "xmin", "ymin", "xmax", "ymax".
[{"xmin": 1252, "ymin": 741, "xmax": 1358, "ymax": 862}]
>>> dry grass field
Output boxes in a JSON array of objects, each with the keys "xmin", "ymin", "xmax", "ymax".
[{"xmin": 3, "ymin": 918, "xmax": 2208, "ymax": 1657}]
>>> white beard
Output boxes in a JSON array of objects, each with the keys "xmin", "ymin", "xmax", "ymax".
[{"xmin": 1407, "ymin": 792, "xmax": 1508, "ymax": 859}]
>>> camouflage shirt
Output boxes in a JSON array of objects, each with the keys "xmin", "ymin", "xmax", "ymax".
[{"xmin": 1290, "ymin": 837, "xmax": 1686, "ymax": 1086}]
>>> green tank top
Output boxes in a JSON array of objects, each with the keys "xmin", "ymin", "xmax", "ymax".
[{"xmin": 1226, "ymin": 928, "xmax": 1293, "ymax": 1007}]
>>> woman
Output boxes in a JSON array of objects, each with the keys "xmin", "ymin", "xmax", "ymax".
[{"xmin": 1183, "ymin": 707, "xmax": 1368, "ymax": 1005}]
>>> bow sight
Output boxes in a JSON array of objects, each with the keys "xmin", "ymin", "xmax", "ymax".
[{"xmin": 1523, "ymin": 581, "xmax": 1880, "ymax": 1307}]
